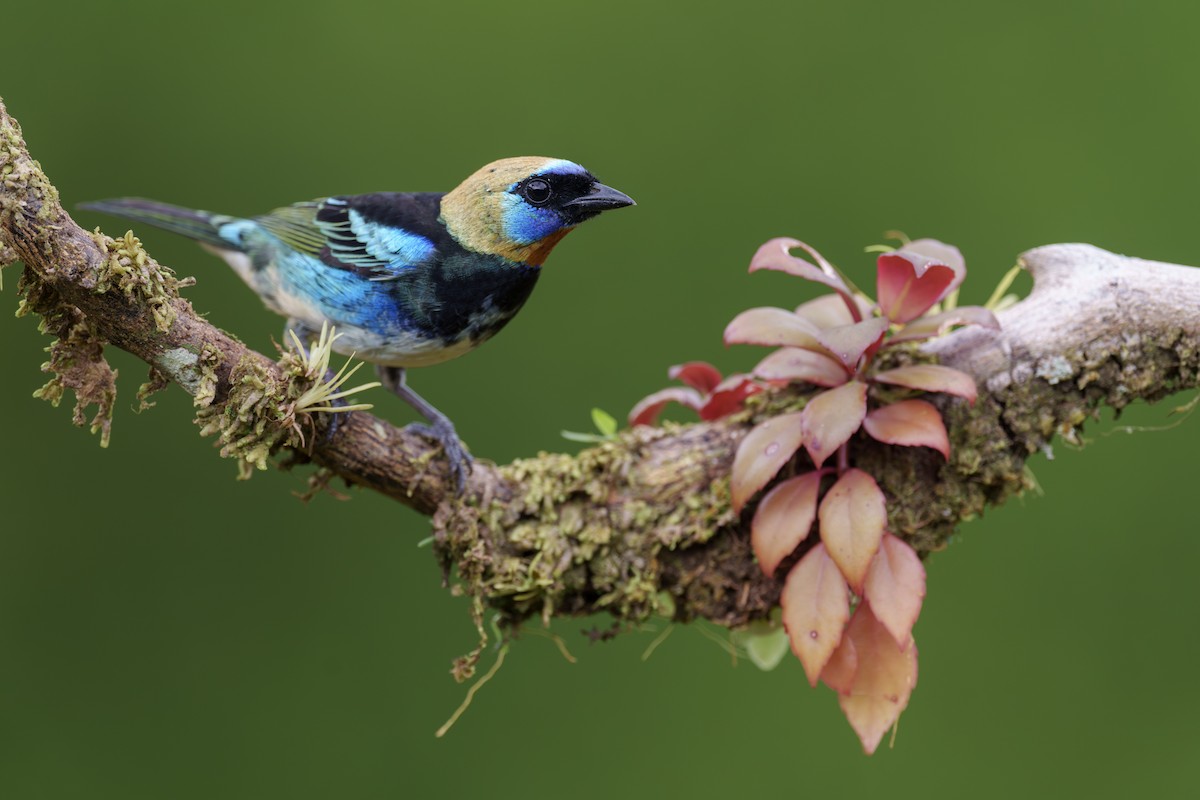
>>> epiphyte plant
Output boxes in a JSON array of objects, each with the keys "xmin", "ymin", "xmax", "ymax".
[{"xmin": 633, "ymin": 236, "xmax": 1000, "ymax": 752}]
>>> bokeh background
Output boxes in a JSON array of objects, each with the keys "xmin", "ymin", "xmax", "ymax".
[{"xmin": 3, "ymin": 1, "xmax": 1199, "ymax": 797}]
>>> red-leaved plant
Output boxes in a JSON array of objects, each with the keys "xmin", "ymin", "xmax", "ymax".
[
  {"xmin": 632, "ymin": 236, "xmax": 999, "ymax": 753},
  {"xmin": 629, "ymin": 362, "xmax": 766, "ymax": 426}
]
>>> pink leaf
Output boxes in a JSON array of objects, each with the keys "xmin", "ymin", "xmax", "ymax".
[
  {"xmin": 730, "ymin": 412, "xmax": 805, "ymax": 512},
  {"xmin": 888, "ymin": 305, "xmax": 1000, "ymax": 344},
  {"xmin": 801, "ymin": 380, "xmax": 868, "ymax": 468},
  {"xmin": 818, "ymin": 468, "xmax": 886, "ymax": 591},
  {"xmin": 700, "ymin": 375, "xmax": 762, "ymax": 420},
  {"xmin": 863, "ymin": 399, "xmax": 950, "ymax": 460},
  {"xmin": 901, "ymin": 239, "xmax": 965, "ymax": 281},
  {"xmin": 724, "ymin": 307, "xmax": 822, "ymax": 349},
  {"xmin": 753, "ymin": 348, "xmax": 849, "ymax": 387},
  {"xmin": 876, "ymin": 252, "xmax": 959, "ymax": 324},
  {"xmin": 794, "ymin": 294, "xmax": 858, "ymax": 330},
  {"xmin": 836, "ymin": 601, "xmax": 919, "ymax": 755},
  {"xmin": 751, "ymin": 471, "xmax": 823, "ymax": 577},
  {"xmin": 872, "ymin": 364, "xmax": 977, "ymax": 404},
  {"xmin": 749, "ymin": 237, "xmax": 852, "ymax": 298},
  {"xmin": 863, "ymin": 534, "xmax": 926, "ymax": 647},
  {"xmin": 816, "ymin": 317, "xmax": 890, "ymax": 370},
  {"xmin": 820, "ymin": 629, "xmax": 858, "ymax": 696},
  {"xmin": 781, "ymin": 543, "xmax": 850, "ymax": 686},
  {"xmin": 668, "ymin": 361, "xmax": 723, "ymax": 394},
  {"xmin": 628, "ymin": 387, "xmax": 705, "ymax": 427}
]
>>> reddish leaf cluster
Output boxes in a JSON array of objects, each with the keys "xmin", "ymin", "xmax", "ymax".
[
  {"xmin": 626, "ymin": 236, "xmax": 998, "ymax": 753},
  {"xmin": 728, "ymin": 237, "xmax": 995, "ymax": 753},
  {"xmin": 629, "ymin": 362, "xmax": 765, "ymax": 426}
]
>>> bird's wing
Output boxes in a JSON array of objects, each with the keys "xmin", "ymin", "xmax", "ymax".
[
  {"xmin": 254, "ymin": 202, "xmax": 327, "ymax": 254},
  {"xmin": 255, "ymin": 194, "xmax": 442, "ymax": 281}
]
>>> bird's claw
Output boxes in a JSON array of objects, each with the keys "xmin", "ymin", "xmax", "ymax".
[
  {"xmin": 319, "ymin": 405, "xmax": 348, "ymax": 444},
  {"xmin": 317, "ymin": 369, "xmax": 352, "ymax": 445},
  {"xmin": 406, "ymin": 420, "xmax": 473, "ymax": 492}
]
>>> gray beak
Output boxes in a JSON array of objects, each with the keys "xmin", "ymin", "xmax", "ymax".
[{"xmin": 564, "ymin": 182, "xmax": 636, "ymax": 210}]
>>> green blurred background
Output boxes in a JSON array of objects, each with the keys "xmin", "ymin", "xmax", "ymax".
[{"xmin": 2, "ymin": 0, "xmax": 1199, "ymax": 796}]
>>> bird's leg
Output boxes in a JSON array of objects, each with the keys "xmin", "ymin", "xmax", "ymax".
[
  {"xmin": 376, "ymin": 365, "xmax": 472, "ymax": 491},
  {"xmin": 286, "ymin": 319, "xmax": 348, "ymax": 442}
]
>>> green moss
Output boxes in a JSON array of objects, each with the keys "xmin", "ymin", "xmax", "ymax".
[
  {"xmin": 0, "ymin": 113, "xmax": 60, "ymax": 225},
  {"xmin": 192, "ymin": 344, "xmax": 223, "ymax": 409},
  {"xmin": 3, "ymin": 113, "xmax": 198, "ymax": 446},
  {"xmin": 192, "ymin": 340, "xmax": 352, "ymax": 479},
  {"xmin": 135, "ymin": 366, "xmax": 170, "ymax": 412},
  {"xmin": 194, "ymin": 354, "xmax": 297, "ymax": 479},
  {"xmin": 90, "ymin": 229, "xmax": 193, "ymax": 333},
  {"xmin": 16, "ymin": 268, "xmax": 118, "ymax": 447},
  {"xmin": 435, "ymin": 428, "xmax": 737, "ymax": 635}
]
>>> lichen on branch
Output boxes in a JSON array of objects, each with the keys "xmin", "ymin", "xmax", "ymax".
[
  {"xmin": 17, "ymin": 269, "xmax": 118, "ymax": 447},
  {"xmin": 434, "ymin": 421, "xmax": 739, "ymax": 631}
]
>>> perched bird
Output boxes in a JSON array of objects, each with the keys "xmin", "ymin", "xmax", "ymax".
[{"xmin": 81, "ymin": 157, "xmax": 635, "ymax": 487}]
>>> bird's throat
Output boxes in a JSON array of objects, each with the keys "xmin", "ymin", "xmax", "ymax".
[{"xmin": 520, "ymin": 228, "xmax": 572, "ymax": 266}]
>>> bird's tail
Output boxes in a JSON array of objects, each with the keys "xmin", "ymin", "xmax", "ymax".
[{"xmin": 78, "ymin": 198, "xmax": 244, "ymax": 251}]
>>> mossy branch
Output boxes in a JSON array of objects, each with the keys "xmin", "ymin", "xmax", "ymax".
[
  {"xmin": 0, "ymin": 96, "xmax": 453, "ymax": 514},
  {"xmin": 4, "ymin": 96, "xmax": 1199, "ymax": 635}
]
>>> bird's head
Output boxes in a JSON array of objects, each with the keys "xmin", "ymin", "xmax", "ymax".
[{"xmin": 441, "ymin": 157, "xmax": 635, "ymax": 266}]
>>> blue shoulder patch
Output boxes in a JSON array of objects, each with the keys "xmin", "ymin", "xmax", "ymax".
[
  {"xmin": 317, "ymin": 200, "xmax": 437, "ymax": 280},
  {"xmin": 347, "ymin": 209, "xmax": 437, "ymax": 276}
]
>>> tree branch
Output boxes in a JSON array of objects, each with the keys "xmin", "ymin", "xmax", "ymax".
[
  {"xmin": 0, "ymin": 96, "xmax": 460, "ymax": 514},
  {"xmin": 3, "ymin": 96, "xmax": 1198, "ymax": 635}
]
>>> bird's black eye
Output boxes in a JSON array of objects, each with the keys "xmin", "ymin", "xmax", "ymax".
[{"xmin": 523, "ymin": 178, "xmax": 552, "ymax": 205}]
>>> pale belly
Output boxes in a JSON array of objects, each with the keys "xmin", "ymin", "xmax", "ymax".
[{"xmin": 323, "ymin": 324, "xmax": 481, "ymax": 368}]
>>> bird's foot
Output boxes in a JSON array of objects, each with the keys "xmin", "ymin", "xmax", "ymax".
[
  {"xmin": 376, "ymin": 365, "xmax": 472, "ymax": 493},
  {"xmin": 406, "ymin": 419, "xmax": 473, "ymax": 492},
  {"xmin": 318, "ymin": 397, "xmax": 351, "ymax": 445}
]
